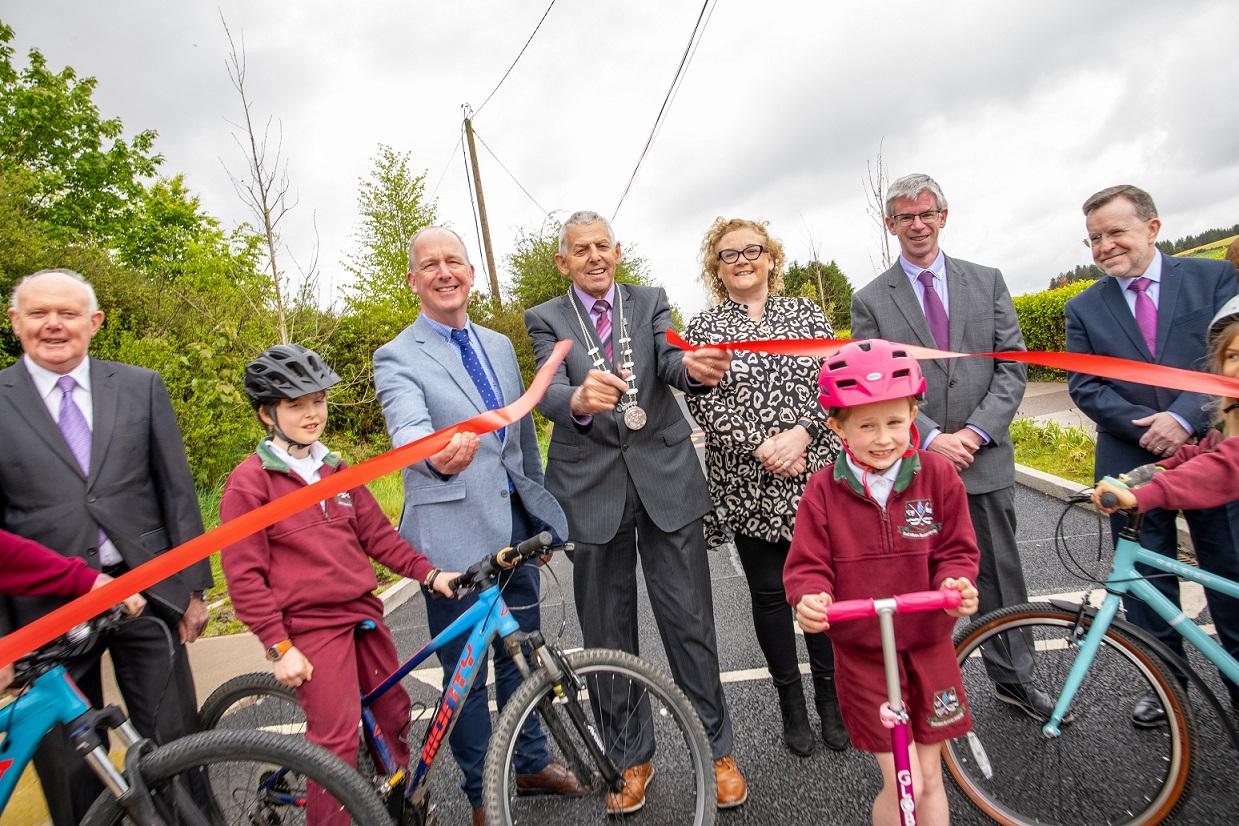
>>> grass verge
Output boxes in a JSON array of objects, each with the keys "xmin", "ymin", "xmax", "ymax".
[{"xmin": 1010, "ymin": 417, "xmax": 1095, "ymax": 486}]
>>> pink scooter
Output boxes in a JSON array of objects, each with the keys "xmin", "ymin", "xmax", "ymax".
[{"xmin": 825, "ymin": 589, "xmax": 962, "ymax": 826}]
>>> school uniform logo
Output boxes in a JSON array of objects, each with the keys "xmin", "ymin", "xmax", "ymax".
[
  {"xmin": 897, "ymin": 498, "xmax": 940, "ymax": 538},
  {"xmin": 928, "ymin": 686, "xmax": 964, "ymax": 727},
  {"xmin": 334, "ymin": 491, "xmax": 354, "ymax": 508}
]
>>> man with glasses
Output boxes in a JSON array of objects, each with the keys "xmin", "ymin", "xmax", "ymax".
[{"xmin": 850, "ymin": 174, "xmax": 1045, "ymax": 717}]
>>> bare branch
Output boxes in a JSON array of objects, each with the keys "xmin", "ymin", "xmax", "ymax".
[{"xmin": 863, "ymin": 138, "xmax": 893, "ymax": 272}]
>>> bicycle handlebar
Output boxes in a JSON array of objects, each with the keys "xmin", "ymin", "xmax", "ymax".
[
  {"xmin": 825, "ymin": 589, "xmax": 961, "ymax": 624},
  {"xmin": 449, "ymin": 532, "xmax": 569, "ymax": 595},
  {"xmin": 12, "ymin": 606, "xmax": 127, "ymax": 687},
  {"xmin": 1098, "ymin": 491, "xmax": 1120, "ymax": 509}
]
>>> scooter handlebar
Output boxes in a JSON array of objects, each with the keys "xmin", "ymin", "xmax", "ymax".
[{"xmin": 825, "ymin": 589, "xmax": 961, "ymax": 624}]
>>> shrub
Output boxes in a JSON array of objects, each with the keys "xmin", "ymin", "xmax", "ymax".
[{"xmin": 1012, "ymin": 280, "xmax": 1093, "ymax": 379}]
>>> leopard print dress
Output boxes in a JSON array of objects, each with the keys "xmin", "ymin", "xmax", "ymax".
[{"xmin": 684, "ymin": 296, "xmax": 841, "ymax": 548}]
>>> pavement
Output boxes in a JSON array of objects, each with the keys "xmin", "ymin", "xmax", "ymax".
[{"xmin": 14, "ymin": 381, "xmax": 1238, "ymax": 824}]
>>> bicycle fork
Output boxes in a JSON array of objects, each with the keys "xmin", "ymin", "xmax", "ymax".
[{"xmin": 70, "ymin": 705, "xmax": 174, "ymax": 826}]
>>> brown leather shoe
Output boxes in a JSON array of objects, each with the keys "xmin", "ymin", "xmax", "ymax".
[
  {"xmin": 714, "ymin": 755, "xmax": 748, "ymax": 808},
  {"xmin": 515, "ymin": 759, "xmax": 586, "ymax": 796},
  {"xmin": 472, "ymin": 805, "xmax": 485, "ymax": 826},
  {"xmin": 606, "ymin": 763, "xmax": 655, "ymax": 814}
]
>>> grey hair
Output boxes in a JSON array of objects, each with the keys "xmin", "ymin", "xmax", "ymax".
[
  {"xmin": 407, "ymin": 225, "xmax": 471, "ymax": 271},
  {"xmin": 1082, "ymin": 185, "xmax": 1159, "ymax": 221},
  {"xmin": 884, "ymin": 174, "xmax": 949, "ymax": 218},
  {"xmin": 558, "ymin": 210, "xmax": 615, "ymax": 257},
  {"xmin": 10, "ymin": 269, "xmax": 100, "ymax": 314}
]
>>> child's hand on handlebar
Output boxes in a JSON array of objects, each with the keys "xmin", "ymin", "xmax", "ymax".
[
  {"xmin": 1092, "ymin": 480, "xmax": 1138, "ymax": 514},
  {"xmin": 91, "ymin": 573, "xmax": 146, "ymax": 616},
  {"xmin": 796, "ymin": 592, "xmax": 833, "ymax": 633},
  {"xmin": 941, "ymin": 577, "xmax": 978, "ymax": 618},
  {"xmin": 432, "ymin": 571, "xmax": 460, "ymax": 599}
]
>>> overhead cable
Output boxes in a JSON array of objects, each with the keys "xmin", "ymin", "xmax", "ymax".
[
  {"xmin": 472, "ymin": 128, "xmax": 552, "ymax": 218},
  {"xmin": 474, "ymin": 0, "xmax": 558, "ymax": 116}
]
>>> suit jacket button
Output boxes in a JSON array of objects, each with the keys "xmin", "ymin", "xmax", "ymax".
[
  {"xmin": 500, "ymin": 490, "xmax": 510, "ymax": 498},
  {"xmin": 87, "ymin": 495, "xmax": 97, "ymax": 503},
  {"xmin": 621, "ymin": 443, "xmax": 628, "ymax": 452}
]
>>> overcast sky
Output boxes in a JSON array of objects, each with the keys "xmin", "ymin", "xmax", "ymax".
[{"xmin": 7, "ymin": 1, "xmax": 1239, "ymax": 319}]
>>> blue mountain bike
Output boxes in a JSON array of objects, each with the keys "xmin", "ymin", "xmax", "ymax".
[
  {"xmin": 200, "ymin": 533, "xmax": 715, "ymax": 825},
  {"xmin": 944, "ymin": 483, "xmax": 1239, "ymax": 825},
  {"xmin": 0, "ymin": 608, "xmax": 389, "ymax": 825}
]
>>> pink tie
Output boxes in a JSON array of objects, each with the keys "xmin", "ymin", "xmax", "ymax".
[
  {"xmin": 1128, "ymin": 277, "xmax": 1157, "ymax": 357},
  {"xmin": 593, "ymin": 299, "xmax": 613, "ymax": 362},
  {"xmin": 917, "ymin": 271, "xmax": 950, "ymax": 350}
]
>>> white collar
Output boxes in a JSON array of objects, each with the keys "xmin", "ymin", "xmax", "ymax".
[{"xmin": 23, "ymin": 354, "xmax": 92, "ymax": 400}]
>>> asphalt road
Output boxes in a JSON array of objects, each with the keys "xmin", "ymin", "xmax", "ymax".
[{"xmin": 382, "ymin": 421, "xmax": 1239, "ymax": 824}]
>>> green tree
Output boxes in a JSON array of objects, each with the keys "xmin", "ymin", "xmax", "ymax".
[
  {"xmin": 785, "ymin": 259, "xmax": 853, "ymax": 332},
  {"xmin": 506, "ymin": 223, "xmax": 653, "ymax": 311}
]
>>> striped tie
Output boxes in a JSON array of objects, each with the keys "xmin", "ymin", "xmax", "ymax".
[
  {"xmin": 56, "ymin": 376, "xmax": 108, "ymax": 550},
  {"xmin": 593, "ymin": 299, "xmax": 613, "ymax": 361}
]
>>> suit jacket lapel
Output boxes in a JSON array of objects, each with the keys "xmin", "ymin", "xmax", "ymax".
[
  {"xmin": 0, "ymin": 363, "xmax": 85, "ymax": 477},
  {"xmin": 1100, "ymin": 277, "xmax": 1152, "ymax": 359},
  {"xmin": 885, "ymin": 263, "xmax": 947, "ymax": 377},
  {"xmin": 559, "ymin": 290, "xmax": 612, "ymax": 368},
  {"xmin": 88, "ymin": 359, "xmax": 118, "ymax": 490},
  {"xmin": 943, "ymin": 257, "xmax": 971, "ymax": 382},
  {"xmin": 1155, "ymin": 258, "xmax": 1182, "ymax": 364},
  {"xmin": 412, "ymin": 315, "xmax": 486, "ymax": 413}
]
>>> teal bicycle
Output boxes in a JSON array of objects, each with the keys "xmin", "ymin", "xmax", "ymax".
[
  {"xmin": 0, "ymin": 608, "xmax": 389, "ymax": 825},
  {"xmin": 943, "ymin": 482, "xmax": 1239, "ymax": 825}
]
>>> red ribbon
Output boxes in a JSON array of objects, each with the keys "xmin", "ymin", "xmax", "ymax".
[
  {"xmin": 0, "ymin": 340, "xmax": 573, "ymax": 669},
  {"xmin": 667, "ymin": 330, "xmax": 1239, "ymax": 399}
]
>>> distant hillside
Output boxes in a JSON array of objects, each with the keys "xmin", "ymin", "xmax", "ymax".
[{"xmin": 1048, "ymin": 223, "xmax": 1239, "ymax": 288}]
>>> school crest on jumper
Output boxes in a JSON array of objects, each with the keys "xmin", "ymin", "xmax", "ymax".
[
  {"xmin": 334, "ymin": 491, "xmax": 354, "ymax": 508},
  {"xmin": 928, "ymin": 687, "xmax": 964, "ymax": 727},
  {"xmin": 898, "ymin": 498, "xmax": 940, "ymax": 538}
]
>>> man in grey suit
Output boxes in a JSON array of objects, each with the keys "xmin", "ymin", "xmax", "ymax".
[
  {"xmin": 524, "ymin": 210, "xmax": 747, "ymax": 813},
  {"xmin": 1, "ymin": 268, "xmax": 211, "ymax": 826},
  {"xmin": 850, "ymin": 175, "xmax": 1046, "ymax": 715},
  {"xmin": 373, "ymin": 226, "xmax": 581, "ymax": 826}
]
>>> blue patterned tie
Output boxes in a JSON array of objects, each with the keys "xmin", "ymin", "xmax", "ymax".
[{"xmin": 450, "ymin": 328, "xmax": 504, "ymax": 440}]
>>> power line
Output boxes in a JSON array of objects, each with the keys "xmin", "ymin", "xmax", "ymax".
[
  {"xmin": 431, "ymin": 132, "xmax": 464, "ymax": 200},
  {"xmin": 471, "ymin": 127, "xmax": 551, "ymax": 218},
  {"xmin": 474, "ymin": 0, "xmax": 558, "ymax": 116},
  {"xmin": 612, "ymin": 0, "xmax": 716, "ymax": 221}
]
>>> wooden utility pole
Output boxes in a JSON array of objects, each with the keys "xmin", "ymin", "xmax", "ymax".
[{"xmin": 462, "ymin": 105, "xmax": 501, "ymax": 309}]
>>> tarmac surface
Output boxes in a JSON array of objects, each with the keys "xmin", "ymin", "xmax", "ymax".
[{"xmin": 14, "ymin": 382, "xmax": 1237, "ymax": 825}]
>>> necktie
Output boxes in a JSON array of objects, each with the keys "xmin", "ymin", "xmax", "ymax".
[
  {"xmin": 593, "ymin": 299, "xmax": 613, "ymax": 362},
  {"xmin": 917, "ymin": 271, "xmax": 950, "ymax": 350},
  {"xmin": 56, "ymin": 376, "xmax": 109, "ymax": 551},
  {"xmin": 450, "ymin": 328, "xmax": 504, "ymax": 440},
  {"xmin": 1128, "ymin": 277, "xmax": 1157, "ymax": 357}
]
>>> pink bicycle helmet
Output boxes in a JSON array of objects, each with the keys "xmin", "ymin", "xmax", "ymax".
[{"xmin": 818, "ymin": 339, "xmax": 926, "ymax": 411}]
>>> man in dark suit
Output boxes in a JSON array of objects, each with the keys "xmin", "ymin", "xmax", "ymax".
[
  {"xmin": 1, "ymin": 268, "xmax": 212, "ymax": 826},
  {"xmin": 851, "ymin": 174, "xmax": 1044, "ymax": 716},
  {"xmin": 1067, "ymin": 185, "xmax": 1239, "ymax": 722},
  {"xmin": 525, "ymin": 211, "xmax": 747, "ymax": 813}
]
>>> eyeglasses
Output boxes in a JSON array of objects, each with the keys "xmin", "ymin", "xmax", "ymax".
[
  {"xmin": 891, "ymin": 210, "xmax": 943, "ymax": 227},
  {"xmin": 717, "ymin": 244, "xmax": 766, "ymax": 264}
]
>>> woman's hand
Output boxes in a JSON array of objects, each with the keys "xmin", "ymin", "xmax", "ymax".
[
  {"xmin": 795, "ymin": 592, "xmax": 833, "ymax": 633},
  {"xmin": 941, "ymin": 577, "xmax": 979, "ymax": 618},
  {"xmin": 756, "ymin": 428, "xmax": 810, "ymax": 476},
  {"xmin": 274, "ymin": 647, "xmax": 313, "ymax": 688},
  {"xmin": 1092, "ymin": 480, "xmax": 1138, "ymax": 514}
]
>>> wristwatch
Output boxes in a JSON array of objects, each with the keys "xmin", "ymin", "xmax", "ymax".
[
  {"xmin": 265, "ymin": 639, "xmax": 293, "ymax": 662},
  {"xmin": 796, "ymin": 418, "xmax": 820, "ymax": 439}
]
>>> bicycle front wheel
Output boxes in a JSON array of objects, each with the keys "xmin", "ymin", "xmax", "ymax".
[
  {"xmin": 200, "ymin": 671, "xmax": 305, "ymax": 735},
  {"xmin": 79, "ymin": 729, "xmax": 390, "ymax": 826},
  {"xmin": 946, "ymin": 603, "xmax": 1198, "ymax": 825},
  {"xmin": 482, "ymin": 648, "xmax": 715, "ymax": 826}
]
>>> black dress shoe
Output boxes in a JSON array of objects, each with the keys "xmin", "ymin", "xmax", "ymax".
[
  {"xmin": 1131, "ymin": 692, "xmax": 1168, "ymax": 728},
  {"xmin": 994, "ymin": 682, "xmax": 1072, "ymax": 723}
]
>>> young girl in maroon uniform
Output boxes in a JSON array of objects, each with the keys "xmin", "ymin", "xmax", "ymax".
[
  {"xmin": 784, "ymin": 339, "xmax": 979, "ymax": 826},
  {"xmin": 220, "ymin": 345, "xmax": 457, "ymax": 824}
]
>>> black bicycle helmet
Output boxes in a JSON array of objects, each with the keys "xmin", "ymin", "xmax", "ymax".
[
  {"xmin": 1208, "ymin": 296, "xmax": 1239, "ymax": 349},
  {"xmin": 244, "ymin": 344, "xmax": 341, "ymax": 408}
]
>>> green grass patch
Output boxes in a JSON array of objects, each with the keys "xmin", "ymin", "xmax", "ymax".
[{"xmin": 1010, "ymin": 418, "xmax": 1095, "ymax": 486}]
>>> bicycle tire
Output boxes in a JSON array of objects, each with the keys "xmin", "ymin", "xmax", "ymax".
[
  {"xmin": 199, "ymin": 671, "xmax": 304, "ymax": 734},
  {"xmin": 945, "ymin": 603, "xmax": 1198, "ymax": 825},
  {"xmin": 481, "ymin": 648, "xmax": 715, "ymax": 826},
  {"xmin": 79, "ymin": 728, "xmax": 391, "ymax": 826}
]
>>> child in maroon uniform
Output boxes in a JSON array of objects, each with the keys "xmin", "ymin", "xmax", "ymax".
[
  {"xmin": 785, "ymin": 339, "xmax": 979, "ymax": 826},
  {"xmin": 220, "ymin": 345, "xmax": 457, "ymax": 824}
]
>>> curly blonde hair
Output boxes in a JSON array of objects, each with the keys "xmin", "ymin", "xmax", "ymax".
[{"xmin": 698, "ymin": 217, "xmax": 785, "ymax": 305}]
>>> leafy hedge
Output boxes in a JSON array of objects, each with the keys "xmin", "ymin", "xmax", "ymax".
[{"xmin": 1012, "ymin": 280, "xmax": 1093, "ymax": 379}]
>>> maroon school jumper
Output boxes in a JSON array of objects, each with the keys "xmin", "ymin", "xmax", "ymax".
[
  {"xmin": 785, "ymin": 450, "xmax": 980, "ymax": 751},
  {"xmin": 1132, "ymin": 430, "xmax": 1239, "ymax": 512},
  {"xmin": 0, "ymin": 529, "xmax": 98, "ymax": 596},
  {"xmin": 221, "ymin": 440, "xmax": 435, "ymax": 821}
]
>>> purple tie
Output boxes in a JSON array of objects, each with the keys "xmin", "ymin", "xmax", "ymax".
[
  {"xmin": 917, "ymin": 271, "xmax": 950, "ymax": 350},
  {"xmin": 1128, "ymin": 277, "xmax": 1157, "ymax": 357},
  {"xmin": 593, "ymin": 299, "xmax": 613, "ymax": 362},
  {"xmin": 56, "ymin": 375, "xmax": 91, "ymax": 475}
]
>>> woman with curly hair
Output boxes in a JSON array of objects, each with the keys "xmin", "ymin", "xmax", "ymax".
[{"xmin": 684, "ymin": 217, "xmax": 847, "ymax": 755}]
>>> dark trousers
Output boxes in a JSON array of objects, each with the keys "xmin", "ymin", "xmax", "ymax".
[
  {"xmin": 570, "ymin": 475, "xmax": 734, "ymax": 761},
  {"xmin": 1113, "ymin": 502, "xmax": 1239, "ymax": 705},
  {"xmin": 733, "ymin": 533, "xmax": 833, "ymax": 686},
  {"xmin": 421, "ymin": 500, "xmax": 549, "ymax": 810},
  {"xmin": 34, "ymin": 613, "xmax": 199, "ymax": 826},
  {"xmin": 968, "ymin": 486, "xmax": 1036, "ymax": 684}
]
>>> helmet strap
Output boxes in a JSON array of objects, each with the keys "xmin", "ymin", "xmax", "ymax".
[
  {"xmin": 840, "ymin": 422, "xmax": 919, "ymax": 500},
  {"xmin": 265, "ymin": 404, "xmax": 314, "ymax": 453}
]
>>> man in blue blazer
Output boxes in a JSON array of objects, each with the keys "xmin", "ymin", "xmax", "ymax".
[
  {"xmin": 1067, "ymin": 184, "xmax": 1239, "ymax": 724},
  {"xmin": 373, "ymin": 226, "xmax": 579, "ymax": 826}
]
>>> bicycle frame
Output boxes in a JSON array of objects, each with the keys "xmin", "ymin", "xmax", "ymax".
[{"xmin": 1042, "ymin": 521, "xmax": 1239, "ymax": 738}]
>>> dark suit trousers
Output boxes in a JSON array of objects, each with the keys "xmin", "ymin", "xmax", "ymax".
[
  {"xmin": 968, "ymin": 486, "xmax": 1036, "ymax": 684},
  {"xmin": 34, "ymin": 614, "xmax": 200, "ymax": 826},
  {"xmin": 571, "ymin": 474, "xmax": 734, "ymax": 762},
  {"xmin": 1111, "ymin": 503, "xmax": 1239, "ymax": 705}
]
